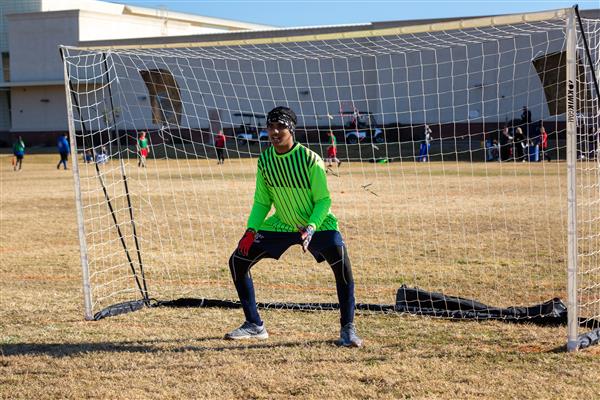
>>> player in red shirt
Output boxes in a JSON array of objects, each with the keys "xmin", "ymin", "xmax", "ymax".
[
  {"xmin": 215, "ymin": 130, "xmax": 227, "ymax": 164},
  {"xmin": 540, "ymin": 126, "xmax": 550, "ymax": 161}
]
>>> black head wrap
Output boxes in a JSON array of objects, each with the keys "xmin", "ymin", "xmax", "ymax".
[{"xmin": 266, "ymin": 106, "xmax": 297, "ymax": 134}]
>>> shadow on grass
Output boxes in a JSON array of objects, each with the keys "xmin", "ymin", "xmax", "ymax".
[
  {"xmin": 549, "ymin": 344, "xmax": 567, "ymax": 353},
  {"xmin": 0, "ymin": 337, "xmax": 334, "ymax": 358}
]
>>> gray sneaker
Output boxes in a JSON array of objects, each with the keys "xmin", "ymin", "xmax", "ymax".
[
  {"xmin": 224, "ymin": 321, "xmax": 269, "ymax": 340},
  {"xmin": 336, "ymin": 322, "xmax": 363, "ymax": 347}
]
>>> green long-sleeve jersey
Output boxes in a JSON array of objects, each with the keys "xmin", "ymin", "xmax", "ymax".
[
  {"xmin": 13, "ymin": 140, "xmax": 25, "ymax": 154},
  {"xmin": 247, "ymin": 143, "xmax": 338, "ymax": 232}
]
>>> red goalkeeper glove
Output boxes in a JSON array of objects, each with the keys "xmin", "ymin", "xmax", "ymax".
[
  {"xmin": 298, "ymin": 225, "xmax": 315, "ymax": 253},
  {"xmin": 237, "ymin": 228, "xmax": 256, "ymax": 256}
]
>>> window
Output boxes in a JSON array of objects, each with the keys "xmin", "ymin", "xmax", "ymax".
[
  {"xmin": 532, "ymin": 52, "xmax": 592, "ymax": 116},
  {"xmin": 2, "ymin": 53, "xmax": 9, "ymax": 82},
  {"xmin": 139, "ymin": 69, "xmax": 182, "ymax": 125}
]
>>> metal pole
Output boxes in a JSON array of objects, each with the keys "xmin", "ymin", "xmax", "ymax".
[
  {"xmin": 61, "ymin": 48, "xmax": 93, "ymax": 321},
  {"xmin": 565, "ymin": 8, "xmax": 579, "ymax": 352}
]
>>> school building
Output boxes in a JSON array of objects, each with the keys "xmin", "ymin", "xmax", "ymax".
[{"xmin": 1, "ymin": 1, "xmax": 598, "ymax": 147}]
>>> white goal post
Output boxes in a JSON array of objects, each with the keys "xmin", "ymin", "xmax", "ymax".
[{"xmin": 61, "ymin": 7, "xmax": 599, "ymax": 351}]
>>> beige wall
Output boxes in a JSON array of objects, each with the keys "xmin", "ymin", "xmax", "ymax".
[
  {"xmin": 2, "ymin": 6, "xmax": 263, "ymax": 135},
  {"xmin": 7, "ymin": 11, "xmax": 79, "ymax": 82},
  {"xmin": 78, "ymin": 11, "xmax": 225, "ymax": 42},
  {"xmin": 10, "ymin": 86, "xmax": 67, "ymax": 132},
  {"xmin": 0, "ymin": 0, "xmax": 42, "ymax": 53}
]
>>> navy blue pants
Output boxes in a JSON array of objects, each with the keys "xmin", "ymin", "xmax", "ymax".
[
  {"xmin": 57, "ymin": 152, "xmax": 69, "ymax": 169},
  {"xmin": 228, "ymin": 230, "xmax": 355, "ymax": 327}
]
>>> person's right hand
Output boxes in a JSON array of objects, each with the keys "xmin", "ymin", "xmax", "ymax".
[{"xmin": 237, "ymin": 229, "xmax": 256, "ymax": 256}]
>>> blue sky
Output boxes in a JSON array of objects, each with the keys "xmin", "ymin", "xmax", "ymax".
[{"xmin": 111, "ymin": 0, "xmax": 598, "ymax": 28}]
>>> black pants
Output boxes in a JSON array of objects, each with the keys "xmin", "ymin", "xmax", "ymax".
[
  {"xmin": 513, "ymin": 142, "xmax": 524, "ymax": 161},
  {"xmin": 228, "ymin": 244, "xmax": 355, "ymax": 327},
  {"xmin": 499, "ymin": 143, "xmax": 510, "ymax": 161},
  {"xmin": 216, "ymin": 148, "xmax": 225, "ymax": 162},
  {"xmin": 57, "ymin": 153, "xmax": 69, "ymax": 169},
  {"xmin": 14, "ymin": 154, "xmax": 23, "ymax": 170}
]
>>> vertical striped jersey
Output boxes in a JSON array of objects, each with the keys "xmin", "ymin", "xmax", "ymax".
[{"xmin": 247, "ymin": 143, "xmax": 339, "ymax": 232}]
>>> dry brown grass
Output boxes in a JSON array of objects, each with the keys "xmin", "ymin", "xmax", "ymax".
[{"xmin": 1, "ymin": 154, "xmax": 599, "ymax": 399}]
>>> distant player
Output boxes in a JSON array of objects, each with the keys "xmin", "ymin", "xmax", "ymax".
[
  {"xmin": 56, "ymin": 133, "xmax": 70, "ymax": 170},
  {"xmin": 513, "ymin": 126, "xmax": 525, "ymax": 162},
  {"xmin": 325, "ymin": 131, "xmax": 341, "ymax": 168},
  {"xmin": 540, "ymin": 125, "xmax": 550, "ymax": 162},
  {"xmin": 214, "ymin": 130, "xmax": 226, "ymax": 164},
  {"xmin": 224, "ymin": 106, "xmax": 362, "ymax": 347},
  {"xmin": 12, "ymin": 136, "xmax": 25, "ymax": 171},
  {"xmin": 418, "ymin": 124, "xmax": 432, "ymax": 162},
  {"xmin": 84, "ymin": 150, "xmax": 94, "ymax": 163},
  {"xmin": 138, "ymin": 131, "xmax": 150, "ymax": 167},
  {"xmin": 95, "ymin": 146, "xmax": 109, "ymax": 164}
]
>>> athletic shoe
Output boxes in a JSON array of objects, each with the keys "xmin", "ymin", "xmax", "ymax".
[
  {"xmin": 224, "ymin": 321, "xmax": 268, "ymax": 340},
  {"xmin": 336, "ymin": 322, "xmax": 363, "ymax": 347}
]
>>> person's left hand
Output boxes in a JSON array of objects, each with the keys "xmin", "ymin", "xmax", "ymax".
[{"xmin": 298, "ymin": 225, "xmax": 315, "ymax": 253}]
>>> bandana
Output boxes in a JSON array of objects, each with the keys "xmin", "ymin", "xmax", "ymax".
[{"xmin": 266, "ymin": 106, "xmax": 297, "ymax": 134}]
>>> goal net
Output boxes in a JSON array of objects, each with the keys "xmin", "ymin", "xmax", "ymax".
[{"xmin": 61, "ymin": 8, "xmax": 599, "ymax": 350}]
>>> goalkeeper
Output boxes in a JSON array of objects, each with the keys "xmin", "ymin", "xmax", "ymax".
[{"xmin": 224, "ymin": 106, "xmax": 362, "ymax": 347}]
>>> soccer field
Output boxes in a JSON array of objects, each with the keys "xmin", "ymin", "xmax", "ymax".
[
  {"xmin": 1, "ymin": 154, "xmax": 598, "ymax": 399},
  {"xmin": 72, "ymin": 150, "xmax": 576, "ymax": 313}
]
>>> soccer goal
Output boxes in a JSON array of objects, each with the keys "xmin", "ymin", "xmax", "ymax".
[{"xmin": 60, "ymin": 6, "xmax": 599, "ymax": 351}]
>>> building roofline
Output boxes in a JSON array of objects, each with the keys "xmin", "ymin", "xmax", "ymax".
[
  {"xmin": 5, "ymin": 4, "xmax": 274, "ymax": 31},
  {"xmin": 77, "ymin": 21, "xmax": 374, "ymax": 48},
  {"xmin": 121, "ymin": 4, "xmax": 274, "ymax": 31},
  {"xmin": 75, "ymin": 7, "xmax": 595, "ymax": 50},
  {"xmin": 6, "ymin": 9, "xmax": 80, "ymax": 20},
  {"xmin": 0, "ymin": 80, "xmax": 65, "ymax": 88}
]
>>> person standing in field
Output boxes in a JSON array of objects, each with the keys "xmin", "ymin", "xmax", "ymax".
[
  {"xmin": 521, "ymin": 105, "xmax": 532, "ymax": 138},
  {"xmin": 224, "ymin": 106, "xmax": 362, "ymax": 347},
  {"xmin": 95, "ymin": 146, "xmax": 109, "ymax": 164},
  {"xmin": 483, "ymin": 131, "xmax": 498, "ymax": 162},
  {"xmin": 84, "ymin": 150, "xmax": 94, "ymax": 163},
  {"xmin": 56, "ymin": 133, "xmax": 70, "ymax": 170},
  {"xmin": 12, "ymin": 136, "xmax": 25, "ymax": 171},
  {"xmin": 325, "ymin": 131, "xmax": 341, "ymax": 168},
  {"xmin": 138, "ymin": 131, "xmax": 150, "ymax": 167},
  {"xmin": 539, "ymin": 125, "xmax": 550, "ymax": 162},
  {"xmin": 499, "ymin": 126, "xmax": 512, "ymax": 161},
  {"xmin": 215, "ymin": 130, "xmax": 227, "ymax": 165},
  {"xmin": 418, "ymin": 124, "xmax": 432, "ymax": 162},
  {"xmin": 513, "ymin": 126, "xmax": 525, "ymax": 162}
]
